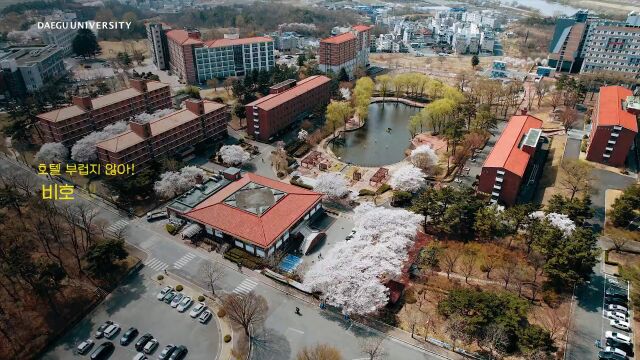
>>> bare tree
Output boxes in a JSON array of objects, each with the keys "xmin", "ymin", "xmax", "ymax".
[
  {"xmin": 445, "ymin": 315, "xmax": 470, "ymax": 351},
  {"xmin": 460, "ymin": 249, "xmax": 478, "ymax": 284},
  {"xmin": 610, "ymin": 236, "xmax": 628, "ymax": 253},
  {"xmin": 560, "ymin": 107, "xmax": 578, "ymax": 133},
  {"xmin": 482, "ymin": 324, "xmax": 508, "ymax": 359},
  {"xmin": 200, "ymin": 261, "xmax": 224, "ymax": 296},
  {"xmin": 497, "ymin": 257, "xmax": 518, "ymax": 290},
  {"xmin": 441, "ymin": 247, "xmax": 462, "ymax": 280},
  {"xmin": 359, "ymin": 336, "xmax": 387, "ymax": 360},
  {"xmin": 297, "ymin": 343, "xmax": 343, "ymax": 360},
  {"xmin": 535, "ymin": 306, "xmax": 570, "ymax": 342},
  {"xmin": 549, "ymin": 90, "xmax": 563, "ymax": 111},
  {"xmin": 223, "ymin": 291, "xmax": 268, "ymax": 338},
  {"xmin": 559, "ymin": 159, "xmax": 593, "ymax": 200}
]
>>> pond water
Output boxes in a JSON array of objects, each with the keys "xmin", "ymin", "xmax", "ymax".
[{"xmin": 331, "ymin": 102, "xmax": 421, "ymax": 167}]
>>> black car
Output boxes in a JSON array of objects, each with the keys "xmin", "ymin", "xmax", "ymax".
[
  {"xmin": 606, "ymin": 338, "xmax": 633, "ymax": 355},
  {"xmin": 158, "ymin": 344, "xmax": 176, "ymax": 360},
  {"xmin": 90, "ymin": 342, "xmax": 114, "ymax": 360},
  {"xmin": 168, "ymin": 345, "xmax": 188, "ymax": 360},
  {"xmin": 120, "ymin": 327, "xmax": 139, "ymax": 346},
  {"xmin": 94, "ymin": 320, "xmax": 113, "ymax": 339},
  {"xmin": 135, "ymin": 333, "xmax": 153, "ymax": 352},
  {"xmin": 598, "ymin": 350, "xmax": 627, "ymax": 360},
  {"xmin": 606, "ymin": 297, "xmax": 628, "ymax": 306},
  {"xmin": 606, "ymin": 288, "xmax": 627, "ymax": 297}
]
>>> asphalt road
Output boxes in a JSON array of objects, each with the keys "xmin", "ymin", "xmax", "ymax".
[{"xmin": 0, "ymin": 157, "xmax": 450, "ymax": 360}]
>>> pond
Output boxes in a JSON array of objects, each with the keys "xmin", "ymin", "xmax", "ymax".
[{"xmin": 331, "ymin": 102, "xmax": 421, "ymax": 167}]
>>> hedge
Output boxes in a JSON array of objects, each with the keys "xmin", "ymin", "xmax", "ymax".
[
  {"xmin": 290, "ymin": 178, "xmax": 314, "ymax": 190},
  {"xmin": 376, "ymin": 183, "xmax": 391, "ymax": 195},
  {"xmin": 175, "ymin": 285, "xmax": 183, "ymax": 292},
  {"xmin": 224, "ymin": 334, "xmax": 232, "ymax": 343},
  {"xmin": 217, "ymin": 309, "xmax": 226, "ymax": 318},
  {"xmin": 165, "ymin": 223, "xmax": 177, "ymax": 235},
  {"xmin": 359, "ymin": 189, "xmax": 375, "ymax": 196},
  {"xmin": 223, "ymin": 247, "xmax": 264, "ymax": 270},
  {"xmin": 197, "ymin": 295, "xmax": 205, "ymax": 302}
]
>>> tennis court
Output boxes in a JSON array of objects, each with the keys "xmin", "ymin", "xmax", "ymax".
[{"xmin": 279, "ymin": 254, "xmax": 303, "ymax": 273}]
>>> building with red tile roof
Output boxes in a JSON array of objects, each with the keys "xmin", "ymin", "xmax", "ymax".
[
  {"xmin": 170, "ymin": 171, "xmax": 323, "ymax": 257},
  {"xmin": 479, "ymin": 114, "xmax": 543, "ymax": 205},
  {"xmin": 96, "ymin": 99, "xmax": 228, "ymax": 167},
  {"xmin": 586, "ymin": 86, "xmax": 638, "ymax": 166},
  {"xmin": 319, "ymin": 25, "xmax": 372, "ymax": 79},
  {"xmin": 245, "ymin": 76, "xmax": 332, "ymax": 141},
  {"xmin": 37, "ymin": 79, "xmax": 171, "ymax": 145},
  {"xmin": 166, "ymin": 29, "xmax": 203, "ymax": 84}
]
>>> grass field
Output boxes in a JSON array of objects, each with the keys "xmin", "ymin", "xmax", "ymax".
[{"xmin": 98, "ymin": 40, "xmax": 149, "ymax": 60}]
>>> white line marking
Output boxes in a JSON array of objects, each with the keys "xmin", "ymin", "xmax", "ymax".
[{"xmin": 287, "ymin": 327, "xmax": 304, "ymax": 334}]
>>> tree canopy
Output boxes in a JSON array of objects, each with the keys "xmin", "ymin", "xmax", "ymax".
[{"xmin": 72, "ymin": 29, "xmax": 101, "ymax": 58}]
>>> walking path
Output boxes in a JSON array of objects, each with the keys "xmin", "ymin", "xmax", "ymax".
[{"xmin": 370, "ymin": 96, "xmax": 427, "ymax": 107}]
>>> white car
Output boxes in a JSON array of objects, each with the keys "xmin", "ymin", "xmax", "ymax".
[
  {"xmin": 610, "ymin": 319, "xmax": 631, "ymax": 332},
  {"xmin": 170, "ymin": 293, "xmax": 183, "ymax": 308},
  {"xmin": 133, "ymin": 353, "xmax": 147, "ymax": 360},
  {"xmin": 608, "ymin": 304, "xmax": 628, "ymax": 314},
  {"xmin": 189, "ymin": 302, "xmax": 206, "ymax": 318},
  {"xmin": 76, "ymin": 339, "xmax": 94, "ymax": 355},
  {"xmin": 177, "ymin": 296, "xmax": 193, "ymax": 312},
  {"xmin": 157, "ymin": 286, "xmax": 173, "ymax": 300},
  {"xmin": 103, "ymin": 323, "xmax": 121, "ymax": 339},
  {"xmin": 605, "ymin": 346, "xmax": 627, "ymax": 357},
  {"xmin": 606, "ymin": 311, "xmax": 628, "ymax": 322},
  {"xmin": 143, "ymin": 338, "xmax": 159, "ymax": 354},
  {"xmin": 605, "ymin": 331, "xmax": 632, "ymax": 345}
]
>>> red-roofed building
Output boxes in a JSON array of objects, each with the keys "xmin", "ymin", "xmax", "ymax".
[
  {"xmin": 95, "ymin": 99, "xmax": 228, "ymax": 167},
  {"xmin": 173, "ymin": 172, "xmax": 323, "ymax": 257},
  {"xmin": 479, "ymin": 114, "xmax": 543, "ymax": 205},
  {"xmin": 37, "ymin": 79, "xmax": 171, "ymax": 145},
  {"xmin": 319, "ymin": 25, "xmax": 372, "ymax": 79},
  {"xmin": 245, "ymin": 76, "xmax": 332, "ymax": 141},
  {"xmin": 166, "ymin": 29, "xmax": 203, "ymax": 84},
  {"xmin": 586, "ymin": 86, "xmax": 638, "ymax": 167}
]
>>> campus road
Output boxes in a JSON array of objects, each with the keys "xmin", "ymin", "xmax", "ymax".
[{"xmin": 0, "ymin": 156, "xmax": 456, "ymax": 360}]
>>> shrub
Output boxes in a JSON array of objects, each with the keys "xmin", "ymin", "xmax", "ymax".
[
  {"xmin": 541, "ymin": 290, "xmax": 560, "ymax": 308},
  {"xmin": 197, "ymin": 295, "xmax": 205, "ymax": 302},
  {"xmin": 217, "ymin": 309, "xmax": 226, "ymax": 318},
  {"xmin": 165, "ymin": 223, "xmax": 177, "ymax": 235},
  {"xmin": 404, "ymin": 288, "xmax": 417, "ymax": 304},
  {"xmin": 157, "ymin": 275, "xmax": 164, "ymax": 281},
  {"xmin": 175, "ymin": 284, "xmax": 183, "ymax": 292},
  {"xmin": 224, "ymin": 334, "xmax": 232, "ymax": 343},
  {"xmin": 376, "ymin": 183, "xmax": 392, "ymax": 195},
  {"xmin": 358, "ymin": 189, "xmax": 375, "ymax": 196}
]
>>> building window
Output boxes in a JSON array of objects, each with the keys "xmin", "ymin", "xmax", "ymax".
[
  {"xmin": 234, "ymin": 240, "xmax": 244, "ymax": 248},
  {"xmin": 245, "ymin": 244, "xmax": 255, "ymax": 254},
  {"xmin": 256, "ymin": 248, "xmax": 265, "ymax": 257}
]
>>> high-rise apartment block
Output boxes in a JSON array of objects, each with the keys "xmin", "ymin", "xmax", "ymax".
[
  {"xmin": 318, "ymin": 25, "xmax": 372, "ymax": 79},
  {"xmin": 37, "ymin": 79, "xmax": 172, "ymax": 145},
  {"xmin": 146, "ymin": 23, "xmax": 170, "ymax": 71},
  {"xmin": 548, "ymin": 11, "xmax": 640, "ymax": 77}
]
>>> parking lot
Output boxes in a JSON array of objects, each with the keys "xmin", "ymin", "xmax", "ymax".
[
  {"xmin": 42, "ymin": 268, "xmax": 221, "ymax": 360},
  {"xmin": 599, "ymin": 274, "xmax": 634, "ymax": 359}
]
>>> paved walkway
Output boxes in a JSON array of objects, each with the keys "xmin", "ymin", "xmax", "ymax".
[{"xmin": 370, "ymin": 96, "xmax": 427, "ymax": 107}]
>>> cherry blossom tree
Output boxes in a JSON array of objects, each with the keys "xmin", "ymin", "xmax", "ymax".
[
  {"xmin": 410, "ymin": 145, "xmax": 438, "ymax": 174},
  {"xmin": 71, "ymin": 121, "xmax": 129, "ymax": 162},
  {"xmin": 35, "ymin": 142, "xmax": 68, "ymax": 164},
  {"xmin": 314, "ymin": 173, "xmax": 349, "ymax": 199},
  {"xmin": 154, "ymin": 166, "xmax": 205, "ymax": 198},
  {"xmin": 529, "ymin": 211, "xmax": 576, "ymax": 235},
  {"xmin": 389, "ymin": 164, "xmax": 426, "ymax": 192},
  {"xmin": 133, "ymin": 108, "xmax": 174, "ymax": 123},
  {"xmin": 297, "ymin": 129, "xmax": 309, "ymax": 142},
  {"xmin": 219, "ymin": 145, "xmax": 250, "ymax": 165},
  {"xmin": 305, "ymin": 203, "xmax": 422, "ymax": 315}
]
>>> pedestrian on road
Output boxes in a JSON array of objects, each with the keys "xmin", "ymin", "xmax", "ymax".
[
  {"xmin": 164, "ymin": 269, "xmax": 167, "ymax": 275},
  {"xmin": 237, "ymin": 261, "xmax": 242, "ymax": 272}
]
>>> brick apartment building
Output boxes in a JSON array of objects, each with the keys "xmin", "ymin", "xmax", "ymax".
[
  {"xmin": 479, "ymin": 114, "xmax": 544, "ymax": 206},
  {"xmin": 319, "ymin": 25, "xmax": 372, "ymax": 79},
  {"xmin": 37, "ymin": 79, "xmax": 171, "ymax": 145},
  {"xmin": 153, "ymin": 25, "xmax": 275, "ymax": 85},
  {"xmin": 245, "ymin": 75, "xmax": 332, "ymax": 141},
  {"xmin": 586, "ymin": 86, "xmax": 639, "ymax": 167},
  {"xmin": 166, "ymin": 29, "xmax": 203, "ymax": 84},
  {"xmin": 96, "ymin": 99, "xmax": 229, "ymax": 167}
]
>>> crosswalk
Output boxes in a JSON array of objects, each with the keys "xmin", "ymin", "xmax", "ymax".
[
  {"xmin": 173, "ymin": 253, "xmax": 196, "ymax": 269},
  {"xmin": 105, "ymin": 219, "xmax": 128, "ymax": 237},
  {"xmin": 144, "ymin": 257, "xmax": 169, "ymax": 272},
  {"xmin": 233, "ymin": 278, "xmax": 258, "ymax": 295}
]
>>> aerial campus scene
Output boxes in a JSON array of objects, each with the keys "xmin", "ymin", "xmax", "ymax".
[{"xmin": 0, "ymin": 0, "xmax": 639, "ymax": 359}]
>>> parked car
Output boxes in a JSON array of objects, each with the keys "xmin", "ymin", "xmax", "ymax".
[
  {"xmin": 94, "ymin": 320, "xmax": 113, "ymax": 339},
  {"xmin": 103, "ymin": 324, "xmax": 120, "ymax": 339},
  {"xmin": 606, "ymin": 331, "xmax": 632, "ymax": 345},
  {"xmin": 146, "ymin": 211, "xmax": 167, "ymax": 222},
  {"xmin": 170, "ymin": 293, "xmax": 184, "ymax": 308},
  {"xmin": 189, "ymin": 302, "xmax": 206, "ymax": 318},
  {"xmin": 158, "ymin": 344, "xmax": 176, "ymax": 360},
  {"xmin": 177, "ymin": 297, "xmax": 193, "ymax": 312},
  {"xmin": 610, "ymin": 319, "xmax": 632, "ymax": 332},
  {"xmin": 157, "ymin": 286, "xmax": 173, "ymax": 300},
  {"xmin": 143, "ymin": 338, "xmax": 159, "ymax": 354},
  {"xmin": 120, "ymin": 327, "xmax": 139, "ymax": 346},
  {"xmin": 606, "ymin": 338, "xmax": 633, "ymax": 354},
  {"xmin": 90, "ymin": 342, "xmax": 115, "ymax": 360},
  {"xmin": 606, "ymin": 311, "xmax": 628, "ymax": 322},
  {"xmin": 345, "ymin": 230, "xmax": 356, "ymax": 241},
  {"xmin": 606, "ymin": 288, "xmax": 627, "ymax": 298},
  {"xmin": 133, "ymin": 353, "xmax": 147, "ymax": 360},
  {"xmin": 607, "ymin": 278, "xmax": 627, "ymax": 288},
  {"xmin": 163, "ymin": 291, "xmax": 177, "ymax": 304},
  {"xmin": 606, "ymin": 297, "xmax": 628, "ymax": 307},
  {"xmin": 608, "ymin": 304, "xmax": 628, "ymax": 314},
  {"xmin": 168, "ymin": 345, "xmax": 188, "ymax": 360},
  {"xmin": 76, "ymin": 339, "xmax": 94, "ymax": 355},
  {"xmin": 199, "ymin": 309, "xmax": 212, "ymax": 324},
  {"xmin": 598, "ymin": 350, "xmax": 627, "ymax": 360},
  {"xmin": 605, "ymin": 346, "xmax": 628, "ymax": 357},
  {"xmin": 134, "ymin": 333, "xmax": 153, "ymax": 352}
]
